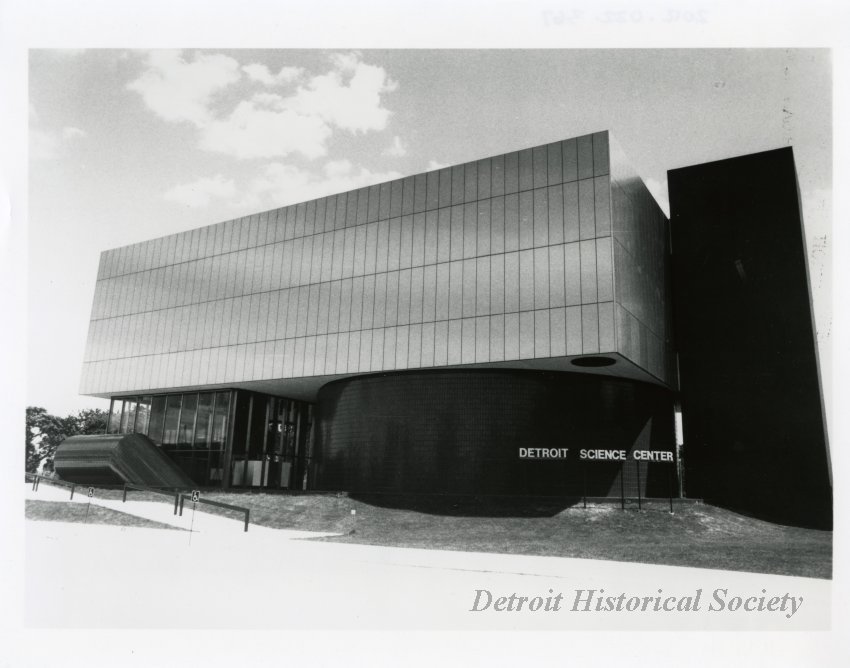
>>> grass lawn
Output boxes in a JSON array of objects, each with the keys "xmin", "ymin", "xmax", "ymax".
[
  {"xmin": 63, "ymin": 488, "xmax": 831, "ymax": 579},
  {"xmin": 25, "ymin": 499, "xmax": 183, "ymax": 531}
]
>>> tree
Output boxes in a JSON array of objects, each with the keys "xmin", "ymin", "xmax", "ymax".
[
  {"xmin": 25, "ymin": 406, "xmax": 108, "ymax": 474},
  {"xmin": 26, "ymin": 407, "xmax": 67, "ymax": 474},
  {"xmin": 75, "ymin": 408, "xmax": 108, "ymax": 436}
]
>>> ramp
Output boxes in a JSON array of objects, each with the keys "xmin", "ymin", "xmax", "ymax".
[{"xmin": 53, "ymin": 433, "xmax": 194, "ymax": 488}]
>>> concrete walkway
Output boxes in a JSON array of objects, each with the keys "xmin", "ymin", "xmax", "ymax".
[
  {"xmin": 24, "ymin": 484, "xmax": 831, "ymax": 631},
  {"xmin": 25, "ymin": 481, "xmax": 339, "ymax": 539}
]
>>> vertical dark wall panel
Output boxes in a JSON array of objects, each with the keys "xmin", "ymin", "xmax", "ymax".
[
  {"xmin": 668, "ymin": 147, "xmax": 831, "ymax": 529},
  {"xmin": 314, "ymin": 370, "xmax": 675, "ymax": 498}
]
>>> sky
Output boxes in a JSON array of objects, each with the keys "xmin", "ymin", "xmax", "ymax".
[{"xmin": 25, "ymin": 48, "xmax": 833, "ymax": 419}]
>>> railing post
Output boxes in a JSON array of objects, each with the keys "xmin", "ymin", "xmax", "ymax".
[
  {"xmin": 668, "ymin": 467, "xmax": 674, "ymax": 514},
  {"xmin": 173, "ymin": 492, "xmax": 179, "ymax": 515},
  {"xmin": 620, "ymin": 463, "xmax": 625, "ymax": 510},
  {"xmin": 244, "ymin": 509, "xmax": 250, "ymax": 532},
  {"xmin": 70, "ymin": 483, "xmax": 75, "ymax": 500},
  {"xmin": 636, "ymin": 460, "xmax": 642, "ymax": 512},
  {"xmin": 122, "ymin": 484, "xmax": 128, "ymax": 503},
  {"xmin": 582, "ymin": 461, "xmax": 587, "ymax": 509}
]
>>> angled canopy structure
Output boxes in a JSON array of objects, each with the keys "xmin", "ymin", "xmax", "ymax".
[{"xmin": 53, "ymin": 433, "xmax": 195, "ymax": 488}]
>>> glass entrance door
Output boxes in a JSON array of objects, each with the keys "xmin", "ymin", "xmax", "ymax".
[
  {"xmin": 266, "ymin": 397, "xmax": 297, "ymax": 489},
  {"xmin": 226, "ymin": 390, "xmax": 312, "ymax": 490}
]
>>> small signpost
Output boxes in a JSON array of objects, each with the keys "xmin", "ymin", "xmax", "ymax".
[
  {"xmin": 189, "ymin": 490, "xmax": 200, "ymax": 544},
  {"xmin": 84, "ymin": 487, "xmax": 94, "ymax": 523}
]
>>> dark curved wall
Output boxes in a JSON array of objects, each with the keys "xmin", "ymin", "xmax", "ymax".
[{"xmin": 314, "ymin": 370, "xmax": 676, "ymax": 497}]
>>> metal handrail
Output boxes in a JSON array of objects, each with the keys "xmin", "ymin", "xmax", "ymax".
[
  {"xmin": 178, "ymin": 493, "xmax": 250, "ymax": 532},
  {"xmin": 28, "ymin": 476, "xmax": 251, "ymax": 531},
  {"xmin": 29, "ymin": 473, "xmax": 77, "ymax": 499},
  {"xmin": 122, "ymin": 483, "xmax": 182, "ymax": 515}
]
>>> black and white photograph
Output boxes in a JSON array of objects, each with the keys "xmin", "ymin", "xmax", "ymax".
[{"xmin": 2, "ymin": 1, "xmax": 848, "ymax": 666}]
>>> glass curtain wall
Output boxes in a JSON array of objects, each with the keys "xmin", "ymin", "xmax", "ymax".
[
  {"xmin": 107, "ymin": 390, "xmax": 312, "ymax": 488},
  {"xmin": 107, "ymin": 390, "xmax": 233, "ymax": 486}
]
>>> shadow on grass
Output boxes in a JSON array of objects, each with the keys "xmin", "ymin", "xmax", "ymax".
[
  {"xmin": 350, "ymin": 493, "xmax": 593, "ymax": 518},
  {"xmin": 25, "ymin": 499, "xmax": 184, "ymax": 531}
]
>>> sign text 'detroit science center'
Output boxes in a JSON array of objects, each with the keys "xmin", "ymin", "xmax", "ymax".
[{"xmin": 518, "ymin": 448, "xmax": 675, "ymax": 462}]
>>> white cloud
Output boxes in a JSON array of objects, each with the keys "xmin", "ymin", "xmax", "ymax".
[
  {"xmin": 199, "ymin": 93, "xmax": 332, "ymax": 160},
  {"xmin": 242, "ymin": 63, "xmax": 303, "ymax": 86},
  {"xmin": 127, "ymin": 50, "xmax": 398, "ymax": 162},
  {"xmin": 383, "ymin": 135, "xmax": 407, "ymax": 157},
  {"xmin": 62, "ymin": 126, "xmax": 87, "ymax": 140},
  {"xmin": 235, "ymin": 160, "xmax": 403, "ymax": 209},
  {"xmin": 163, "ymin": 174, "xmax": 237, "ymax": 208},
  {"xmin": 287, "ymin": 52, "xmax": 397, "ymax": 133},
  {"xmin": 200, "ymin": 53, "xmax": 398, "ymax": 160},
  {"xmin": 426, "ymin": 159, "xmax": 448, "ymax": 171},
  {"xmin": 127, "ymin": 50, "xmax": 241, "ymax": 126}
]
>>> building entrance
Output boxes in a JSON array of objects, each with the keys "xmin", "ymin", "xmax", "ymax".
[
  {"xmin": 228, "ymin": 391, "xmax": 314, "ymax": 490},
  {"xmin": 106, "ymin": 389, "xmax": 314, "ymax": 489}
]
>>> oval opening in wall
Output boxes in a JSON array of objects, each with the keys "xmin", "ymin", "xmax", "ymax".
[{"xmin": 571, "ymin": 356, "xmax": 616, "ymax": 368}]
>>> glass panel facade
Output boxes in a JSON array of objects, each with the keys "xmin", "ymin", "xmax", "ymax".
[
  {"xmin": 194, "ymin": 392, "xmax": 214, "ymax": 447},
  {"xmin": 148, "ymin": 395, "xmax": 166, "ymax": 443},
  {"xmin": 103, "ymin": 389, "xmax": 313, "ymax": 489},
  {"xmin": 135, "ymin": 395, "xmax": 151, "ymax": 434},
  {"xmin": 120, "ymin": 399, "xmax": 136, "ymax": 434},
  {"xmin": 162, "ymin": 394, "xmax": 182, "ymax": 446},
  {"xmin": 107, "ymin": 398, "xmax": 120, "ymax": 434}
]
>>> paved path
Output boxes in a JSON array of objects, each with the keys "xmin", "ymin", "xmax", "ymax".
[
  {"xmin": 25, "ymin": 481, "xmax": 338, "ymax": 539},
  {"xmin": 24, "ymin": 484, "xmax": 831, "ymax": 630}
]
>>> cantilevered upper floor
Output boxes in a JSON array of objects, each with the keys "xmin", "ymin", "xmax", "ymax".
[{"xmin": 80, "ymin": 130, "xmax": 674, "ymax": 401}]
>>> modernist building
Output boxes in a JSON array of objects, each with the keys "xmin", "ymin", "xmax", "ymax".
[{"xmin": 64, "ymin": 131, "xmax": 831, "ymax": 527}]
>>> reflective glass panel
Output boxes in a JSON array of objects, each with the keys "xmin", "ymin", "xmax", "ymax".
[
  {"xmin": 162, "ymin": 394, "xmax": 183, "ymax": 446},
  {"xmin": 135, "ymin": 396, "xmax": 151, "ymax": 434},
  {"xmin": 194, "ymin": 393, "xmax": 214, "ymax": 448},
  {"xmin": 148, "ymin": 395, "xmax": 167, "ymax": 444}
]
